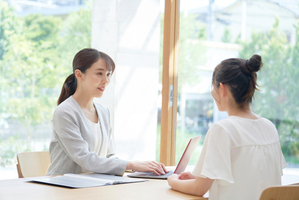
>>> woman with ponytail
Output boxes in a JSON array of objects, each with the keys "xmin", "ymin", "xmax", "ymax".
[
  {"xmin": 47, "ymin": 48, "xmax": 167, "ymax": 176},
  {"xmin": 167, "ymin": 55, "xmax": 286, "ymax": 200}
]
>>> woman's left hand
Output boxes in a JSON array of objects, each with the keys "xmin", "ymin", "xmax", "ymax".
[
  {"xmin": 178, "ymin": 171, "xmax": 196, "ymax": 180},
  {"xmin": 167, "ymin": 174, "xmax": 179, "ymax": 187}
]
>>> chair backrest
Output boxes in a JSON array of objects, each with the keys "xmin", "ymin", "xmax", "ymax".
[
  {"xmin": 259, "ymin": 185, "xmax": 299, "ymax": 200},
  {"xmin": 17, "ymin": 151, "xmax": 51, "ymax": 178}
]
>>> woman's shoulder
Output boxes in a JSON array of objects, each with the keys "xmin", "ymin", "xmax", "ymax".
[
  {"xmin": 213, "ymin": 116, "xmax": 278, "ymax": 139},
  {"xmin": 207, "ymin": 122, "xmax": 229, "ymax": 136},
  {"xmin": 212, "ymin": 117, "xmax": 236, "ymax": 130},
  {"xmin": 209, "ymin": 116, "xmax": 257, "ymax": 134},
  {"xmin": 225, "ymin": 116, "xmax": 276, "ymax": 128},
  {"xmin": 53, "ymin": 96, "xmax": 81, "ymax": 117},
  {"xmin": 216, "ymin": 115, "xmax": 273, "ymax": 125},
  {"xmin": 258, "ymin": 117, "xmax": 276, "ymax": 126}
]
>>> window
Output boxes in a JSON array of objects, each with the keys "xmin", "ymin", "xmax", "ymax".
[
  {"xmin": 0, "ymin": 0, "xmax": 92, "ymax": 179},
  {"xmin": 175, "ymin": 0, "xmax": 299, "ymax": 174},
  {"xmin": 1, "ymin": 0, "xmax": 298, "ymax": 180}
]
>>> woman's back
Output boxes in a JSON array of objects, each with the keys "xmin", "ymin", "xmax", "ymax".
[
  {"xmin": 193, "ymin": 116, "xmax": 286, "ymax": 200},
  {"xmin": 167, "ymin": 54, "xmax": 286, "ymax": 199}
]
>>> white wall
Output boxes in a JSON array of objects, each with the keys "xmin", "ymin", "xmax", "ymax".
[{"xmin": 91, "ymin": 0, "xmax": 161, "ymax": 160}]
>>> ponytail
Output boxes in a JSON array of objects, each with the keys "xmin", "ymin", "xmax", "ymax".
[{"xmin": 57, "ymin": 73, "xmax": 77, "ymax": 105}]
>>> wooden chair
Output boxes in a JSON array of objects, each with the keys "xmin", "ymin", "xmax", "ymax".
[
  {"xmin": 16, "ymin": 151, "xmax": 51, "ymax": 178},
  {"xmin": 259, "ymin": 184, "xmax": 299, "ymax": 200}
]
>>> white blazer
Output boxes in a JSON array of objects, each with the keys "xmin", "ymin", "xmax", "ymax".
[{"xmin": 47, "ymin": 96, "xmax": 127, "ymax": 176}]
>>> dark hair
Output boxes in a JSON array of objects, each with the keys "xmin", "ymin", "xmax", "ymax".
[
  {"xmin": 212, "ymin": 54, "xmax": 263, "ymax": 108},
  {"xmin": 57, "ymin": 48, "xmax": 115, "ymax": 105}
]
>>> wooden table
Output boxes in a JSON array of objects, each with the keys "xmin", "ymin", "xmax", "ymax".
[
  {"xmin": 0, "ymin": 176, "xmax": 208, "ymax": 200},
  {"xmin": 1, "ymin": 172, "xmax": 298, "ymax": 200}
]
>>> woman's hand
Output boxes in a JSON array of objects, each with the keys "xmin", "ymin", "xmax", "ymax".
[
  {"xmin": 126, "ymin": 161, "xmax": 168, "ymax": 175},
  {"xmin": 167, "ymin": 174, "xmax": 179, "ymax": 187},
  {"xmin": 178, "ymin": 171, "xmax": 196, "ymax": 180},
  {"xmin": 168, "ymin": 174, "xmax": 213, "ymax": 197}
]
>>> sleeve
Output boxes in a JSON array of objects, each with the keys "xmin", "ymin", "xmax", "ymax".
[
  {"xmin": 53, "ymin": 108, "xmax": 127, "ymax": 175},
  {"xmin": 192, "ymin": 124, "xmax": 234, "ymax": 186},
  {"xmin": 107, "ymin": 135, "xmax": 118, "ymax": 159}
]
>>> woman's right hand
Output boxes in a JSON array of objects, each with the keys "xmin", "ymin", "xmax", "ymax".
[
  {"xmin": 126, "ymin": 161, "xmax": 168, "ymax": 175},
  {"xmin": 178, "ymin": 171, "xmax": 196, "ymax": 180}
]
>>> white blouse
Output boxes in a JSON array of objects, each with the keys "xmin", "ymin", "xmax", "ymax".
[
  {"xmin": 87, "ymin": 119, "xmax": 105, "ymax": 157},
  {"xmin": 192, "ymin": 116, "xmax": 287, "ymax": 200}
]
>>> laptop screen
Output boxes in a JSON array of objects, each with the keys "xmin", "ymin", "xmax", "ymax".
[{"xmin": 174, "ymin": 135, "xmax": 202, "ymax": 174}]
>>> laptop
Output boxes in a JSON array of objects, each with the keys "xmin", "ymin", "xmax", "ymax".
[{"xmin": 127, "ymin": 135, "xmax": 202, "ymax": 180}]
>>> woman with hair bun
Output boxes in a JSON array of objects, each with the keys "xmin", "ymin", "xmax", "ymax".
[
  {"xmin": 47, "ymin": 48, "xmax": 167, "ymax": 176},
  {"xmin": 167, "ymin": 55, "xmax": 286, "ymax": 200}
]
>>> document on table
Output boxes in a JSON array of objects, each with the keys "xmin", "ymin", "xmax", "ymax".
[{"xmin": 29, "ymin": 173, "xmax": 148, "ymax": 188}]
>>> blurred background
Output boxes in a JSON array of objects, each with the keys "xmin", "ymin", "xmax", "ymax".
[{"xmin": 1, "ymin": 0, "xmax": 299, "ymax": 179}]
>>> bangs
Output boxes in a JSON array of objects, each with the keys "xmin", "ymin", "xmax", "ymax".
[{"xmin": 99, "ymin": 52, "xmax": 115, "ymax": 73}]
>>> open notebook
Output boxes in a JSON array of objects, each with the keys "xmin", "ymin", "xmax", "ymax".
[
  {"xmin": 29, "ymin": 173, "xmax": 147, "ymax": 188},
  {"xmin": 127, "ymin": 135, "xmax": 202, "ymax": 179}
]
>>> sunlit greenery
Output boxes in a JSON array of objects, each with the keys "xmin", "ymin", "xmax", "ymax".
[
  {"xmin": 0, "ymin": 0, "xmax": 92, "ymax": 166},
  {"xmin": 159, "ymin": 13, "xmax": 206, "ymax": 90},
  {"xmin": 238, "ymin": 17, "xmax": 299, "ymax": 163},
  {"xmin": 158, "ymin": 17, "xmax": 299, "ymax": 166},
  {"xmin": 0, "ymin": 1, "xmax": 298, "ymax": 168},
  {"xmin": 155, "ymin": 123, "xmax": 204, "ymax": 165}
]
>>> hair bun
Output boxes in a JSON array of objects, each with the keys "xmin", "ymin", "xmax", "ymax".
[{"xmin": 247, "ymin": 54, "xmax": 263, "ymax": 73}]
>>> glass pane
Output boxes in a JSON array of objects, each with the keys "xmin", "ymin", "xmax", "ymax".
[
  {"xmin": 1, "ymin": 0, "xmax": 163, "ymax": 179},
  {"xmin": 0, "ymin": 0, "xmax": 92, "ymax": 179},
  {"xmin": 155, "ymin": 0, "xmax": 165, "ymax": 162},
  {"xmin": 92, "ymin": 1, "xmax": 161, "ymax": 163},
  {"xmin": 176, "ymin": 0, "xmax": 299, "ymax": 175}
]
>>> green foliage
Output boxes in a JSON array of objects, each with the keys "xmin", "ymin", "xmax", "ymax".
[
  {"xmin": 0, "ymin": 1, "xmax": 92, "ymax": 166},
  {"xmin": 0, "ymin": 1, "xmax": 17, "ymax": 60},
  {"xmin": 238, "ymin": 17, "xmax": 299, "ymax": 162},
  {"xmin": 0, "ymin": 1, "xmax": 20, "ymax": 118},
  {"xmin": 159, "ymin": 13, "xmax": 206, "ymax": 90},
  {"xmin": 221, "ymin": 26, "xmax": 232, "ymax": 43},
  {"xmin": 175, "ymin": 128, "xmax": 204, "ymax": 165},
  {"xmin": 0, "ymin": 136, "xmax": 31, "ymax": 167},
  {"xmin": 155, "ymin": 123, "xmax": 204, "ymax": 165},
  {"xmin": 1, "ymin": 11, "xmax": 61, "ymax": 130},
  {"xmin": 57, "ymin": 8, "xmax": 92, "ymax": 76},
  {"xmin": 177, "ymin": 14, "xmax": 206, "ymax": 91},
  {"xmin": 24, "ymin": 14, "xmax": 61, "ymax": 43},
  {"xmin": 278, "ymin": 120, "xmax": 299, "ymax": 161}
]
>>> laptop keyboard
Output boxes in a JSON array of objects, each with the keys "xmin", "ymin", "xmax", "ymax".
[{"xmin": 144, "ymin": 171, "xmax": 174, "ymax": 177}]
